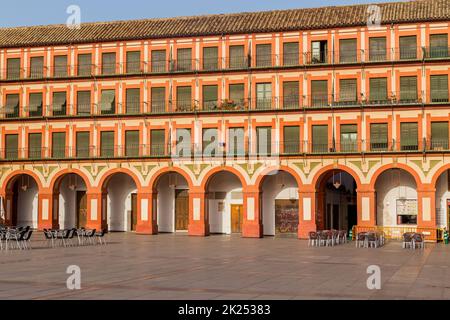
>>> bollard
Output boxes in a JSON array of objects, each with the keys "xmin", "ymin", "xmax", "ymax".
[{"xmin": 444, "ymin": 230, "xmax": 449, "ymax": 245}]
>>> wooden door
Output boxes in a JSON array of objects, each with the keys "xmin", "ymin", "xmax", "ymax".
[
  {"xmin": 275, "ymin": 200, "xmax": 299, "ymax": 234},
  {"xmin": 131, "ymin": 193, "xmax": 138, "ymax": 231},
  {"xmin": 175, "ymin": 190, "xmax": 189, "ymax": 231},
  {"xmin": 76, "ymin": 191, "xmax": 88, "ymax": 229},
  {"xmin": 231, "ymin": 204, "xmax": 243, "ymax": 233}
]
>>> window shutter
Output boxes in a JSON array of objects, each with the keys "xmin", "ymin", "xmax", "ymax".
[
  {"xmin": 339, "ymin": 79, "xmax": 357, "ymax": 103},
  {"xmin": 176, "ymin": 86, "xmax": 192, "ymax": 111},
  {"xmin": 369, "ymin": 77, "xmax": 388, "ymax": 102},
  {"xmin": 312, "ymin": 125, "xmax": 328, "ymax": 152},
  {"xmin": 151, "ymin": 129, "xmax": 165, "ymax": 156},
  {"xmin": 311, "ymin": 80, "xmax": 328, "ymax": 106},
  {"xmin": 430, "ymin": 34, "xmax": 448, "ymax": 58},
  {"xmin": 125, "ymin": 130, "xmax": 140, "ymax": 157},
  {"xmin": 256, "ymin": 83, "xmax": 272, "ymax": 109},
  {"xmin": 101, "ymin": 131, "xmax": 115, "ymax": 157},
  {"xmin": 229, "ymin": 84, "xmax": 245, "ymax": 104},
  {"xmin": 77, "ymin": 54, "xmax": 92, "ymax": 76},
  {"xmin": 430, "ymin": 75, "xmax": 449, "ymax": 102},
  {"xmin": 76, "ymin": 131, "xmax": 90, "ymax": 158},
  {"xmin": 5, "ymin": 94, "xmax": 19, "ymax": 118},
  {"xmin": 203, "ymin": 47, "xmax": 218, "ymax": 70},
  {"xmin": 7, "ymin": 58, "xmax": 21, "ymax": 80},
  {"xmin": 400, "ymin": 76, "xmax": 418, "ymax": 102},
  {"xmin": 370, "ymin": 123, "xmax": 388, "ymax": 150},
  {"xmin": 369, "ymin": 37, "xmax": 386, "ymax": 61},
  {"xmin": 202, "ymin": 85, "xmax": 218, "ymax": 110},
  {"xmin": 77, "ymin": 91, "xmax": 91, "ymax": 115},
  {"xmin": 177, "ymin": 48, "xmax": 192, "ymax": 71},
  {"xmin": 54, "ymin": 55, "xmax": 68, "ymax": 77},
  {"xmin": 339, "ymin": 39, "xmax": 357, "ymax": 63},
  {"xmin": 30, "ymin": 57, "xmax": 44, "ymax": 78},
  {"xmin": 400, "ymin": 122, "xmax": 418, "ymax": 150},
  {"xmin": 431, "ymin": 122, "xmax": 449, "ymax": 149},
  {"xmin": 151, "ymin": 50, "xmax": 166, "ymax": 72},
  {"xmin": 151, "ymin": 87, "xmax": 166, "ymax": 113},
  {"xmin": 202, "ymin": 128, "xmax": 218, "ymax": 156},
  {"xmin": 5, "ymin": 134, "xmax": 19, "ymax": 159},
  {"xmin": 229, "ymin": 45, "xmax": 245, "ymax": 69},
  {"xmin": 101, "ymin": 90, "xmax": 116, "ymax": 114},
  {"xmin": 257, "ymin": 127, "xmax": 272, "ymax": 155},
  {"xmin": 52, "ymin": 92, "xmax": 67, "ymax": 116},
  {"xmin": 283, "ymin": 42, "xmax": 299, "ymax": 66},
  {"xmin": 28, "ymin": 133, "xmax": 42, "ymax": 159},
  {"xmin": 340, "ymin": 124, "xmax": 358, "ymax": 151},
  {"xmin": 176, "ymin": 128, "xmax": 191, "ymax": 157},
  {"xmin": 228, "ymin": 127, "xmax": 245, "ymax": 156},
  {"xmin": 102, "ymin": 52, "xmax": 116, "ymax": 74},
  {"xmin": 126, "ymin": 88, "xmax": 140, "ymax": 114},
  {"xmin": 399, "ymin": 36, "xmax": 417, "ymax": 59},
  {"xmin": 126, "ymin": 51, "xmax": 141, "ymax": 73},
  {"xmin": 52, "ymin": 132, "xmax": 66, "ymax": 158},
  {"xmin": 283, "ymin": 81, "xmax": 299, "ymax": 109},
  {"xmin": 256, "ymin": 44, "xmax": 272, "ymax": 67},
  {"xmin": 29, "ymin": 93, "xmax": 43, "ymax": 117},
  {"xmin": 283, "ymin": 126, "xmax": 300, "ymax": 153}
]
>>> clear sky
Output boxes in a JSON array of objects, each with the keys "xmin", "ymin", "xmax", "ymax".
[{"xmin": 1, "ymin": 0, "xmax": 401, "ymax": 28}]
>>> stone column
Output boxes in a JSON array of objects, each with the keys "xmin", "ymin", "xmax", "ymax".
[
  {"xmin": 357, "ymin": 185, "xmax": 376, "ymax": 228},
  {"xmin": 136, "ymin": 191, "xmax": 158, "ymax": 235},
  {"xmin": 298, "ymin": 186, "xmax": 317, "ymax": 239},
  {"xmin": 188, "ymin": 187, "xmax": 209, "ymax": 236},
  {"xmin": 242, "ymin": 186, "xmax": 263, "ymax": 238}
]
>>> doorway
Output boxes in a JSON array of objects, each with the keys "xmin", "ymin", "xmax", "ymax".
[
  {"xmin": 76, "ymin": 191, "xmax": 87, "ymax": 229},
  {"xmin": 231, "ymin": 204, "xmax": 243, "ymax": 233},
  {"xmin": 131, "ymin": 193, "xmax": 137, "ymax": 231},
  {"xmin": 175, "ymin": 189, "xmax": 189, "ymax": 231}
]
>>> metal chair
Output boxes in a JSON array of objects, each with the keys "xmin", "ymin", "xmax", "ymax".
[
  {"xmin": 308, "ymin": 231, "xmax": 319, "ymax": 247},
  {"xmin": 402, "ymin": 232, "xmax": 414, "ymax": 249},
  {"xmin": 412, "ymin": 233, "xmax": 425, "ymax": 250}
]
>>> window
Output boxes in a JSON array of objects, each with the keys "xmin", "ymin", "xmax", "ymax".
[
  {"xmin": 283, "ymin": 126, "xmax": 300, "ymax": 154},
  {"xmin": 283, "ymin": 81, "xmax": 299, "ymax": 109},
  {"xmin": 256, "ymin": 83, "xmax": 272, "ymax": 109},
  {"xmin": 399, "ymin": 76, "xmax": 418, "ymax": 102},
  {"xmin": 311, "ymin": 80, "xmax": 328, "ymax": 106},
  {"xmin": 369, "ymin": 37, "xmax": 386, "ymax": 61},
  {"xmin": 176, "ymin": 129, "xmax": 191, "ymax": 157},
  {"xmin": 339, "ymin": 79, "xmax": 358, "ymax": 105},
  {"xmin": 29, "ymin": 93, "xmax": 43, "ymax": 117},
  {"xmin": 126, "ymin": 51, "xmax": 141, "ymax": 73},
  {"xmin": 400, "ymin": 122, "xmax": 418, "ymax": 151},
  {"xmin": 228, "ymin": 127, "xmax": 245, "ymax": 156},
  {"xmin": 28, "ymin": 133, "xmax": 42, "ymax": 159},
  {"xmin": 399, "ymin": 36, "xmax": 417, "ymax": 59},
  {"xmin": 256, "ymin": 127, "xmax": 272, "ymax": 156},
  {"xmin": 77, "ymin": 54, "xmax": 92, "ymax": 76},
  {"xmin": 100, "ymin": 90, "xmax": 116, "ymax": 115},
  {"xmin": 283, "ymin": 42, "xmax": 299, "ymax": 66},
  {"xmin": 312, "ymin": 125, "xmax": 328, "ymax": 153},
  {"xmin": 102, "ymin": 52, "xmax": 116, "ymax": 75},
  {"xmin": 202, "ymin": 128, "xmax": 218, "ymax": 157},
  {"xmin": 431, "ymin": 122, "xmax": 449, "ymax": 150},
  {"xmin": 151, "ymin": 87, "xmax": 166, "ymax": 113},
  {"xmin": 126, "ymin": 88, "xmax": 140, "ymax": 114},
  {"xmin": 77, "ymin": 91, "xmax": 91, "ymax": 116},
  {"xmin": 52, "ymin": 92, "xmax": 67, "ymax": 116},
  {"xmin": 125, "ymin": 130, "xmax": 140, "ymax": 157},
  {"xmin": 7, "ymin": 58, "xmax": 21, "ymax": 80},
  {"xmin": 202, "ymin": 85, "xmax": 218, "ymax": 110},
  {"xmin": 340, "ymin": 124, "xmax": 358, "ymax": 152},
  {"xmin": 5, "ymin": 94, "xmax": 19, "ymax": 118},
  {"xmin": 369, "ymin": 77, "xmax": 388, "ymax": 103},
  {"xmin": 339, "ymin": 38, "xmax": 357, "ymax": 63},
  {"xmin": 151, "ymin": 50, "xmax": 166, "ymax": 72},
  {"xmin": 100, "ymin": 131, "xmax": 115, "ymax": 157},
  {"xmin": 429, "ymin": 34, "xmax": 448, "ymax": 58},
  {"xmin": 5, "ymin": 134, "xmax": 19, "ymax": 159},
  {"xmin": 256, "ymin": 44, "xmax": 272, "ymax": 67},
  {"xmin": 311, "ymin": 41, "xmax": 328, "ymax": 64},
  {"xmin": 76, "ymin": 132, "xmax": 90, "ymax": 158},
  {"xmin": 396, "ymin": 199, "xmax": 418, "ymax": 225},
  {"xmin": 29, "ymin": 57, "xmax": 44, "ymax": 78},
  {"xmin": 52, "ymin": 132, "xmax": 66, "ymax": 158},
  {"xmin": 151, "ymin": 130, "xmax": 165, "ymax": 156},
  {"xmin": 176, "ymin": 86, "xmax": 192, "ymax": 111},
  {"xmin": 176, "ymin": 48, "xmax": 192, "ymax": 71},
  {"xmin": 203, "ymin": 47, "xmax": 218, "ymax": 70},
  {"xmin": 229, "ymin": 45, "xmax": 246, "ymax": 69},
  {"xmin": 54, "ymin": 55, "xmax": 68, "ymax": 77},
  {"xmin": 228, "ymin": 84, "xmax": 245, "ymax": 108},
  {"xmin": 430, "ymin": 75, "xmax": 449, "ymax": 103},
  {"xmin": 370, "ymin": 123, "xmax": 388, "ymax": 151}
]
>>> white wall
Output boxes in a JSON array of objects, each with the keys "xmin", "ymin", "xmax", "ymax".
[
  {"xmin": 436, "ymin": 170, "xmax": 449, "ymax": 228},
  {"xmin": 375, "ymin": 170, "xmax": 417, "ymax": 226},
  {"xmin": 261, "ymin": 172, "xmax": 298, "ymax": 236},
  {"xmin": 16, "ymin": 178, "xmax": 38, "ymax": 228},
  {"xmin": 106, "ymin": 174, "xmax": 137, "ymax": 232},
  {"xmin": 59, "ymin": 176, "xmax": 87, "ymax": 229},
  {"xmin": 157, "ymin": 174, "xmax": 188, "ymax": 233}
]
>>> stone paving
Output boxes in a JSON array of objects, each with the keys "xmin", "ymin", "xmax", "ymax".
[{"xmin": 0, "ymin": 232, "xmax": 450, "ymax": 300}]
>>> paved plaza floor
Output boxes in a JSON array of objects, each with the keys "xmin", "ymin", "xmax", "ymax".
[{"xmin": 0, "ymin": 232, "xmax": 450, "ymax": 300}]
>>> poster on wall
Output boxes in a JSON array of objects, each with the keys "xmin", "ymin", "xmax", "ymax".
[{"xmin": 396, "ymin": 199, "xmax": 418, "ymax": 216}]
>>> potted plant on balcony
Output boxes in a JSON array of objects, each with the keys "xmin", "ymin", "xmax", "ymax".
[{"xmin": 221, "ymin": 99, "xmax": 238, "ymax": 111}]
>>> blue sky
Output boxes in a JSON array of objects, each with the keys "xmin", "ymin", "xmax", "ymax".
[{"xmin": 1, "ymin": 0, "xmax": 400, "ymax": 27}]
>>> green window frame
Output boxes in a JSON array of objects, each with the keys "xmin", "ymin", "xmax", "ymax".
[
  {"xmin": 400, "ymin": 122, "xmax": 418, "ymax": 151},
  {"xmin": 52, "ymin": 132, "xmax": 66, "ymax": 158},
  {"xmin": 256, "ymin": 126, "xmax": 272, "ymax": 156},
  {"xmin": 5, "ymin": 94, "xmax": 20, "ymax": 118},
  {"xmin": 311, "ymin": 80, "xmax": 328, "ymax": 107},
  {"xmin": 339, "ymin": 38, "xmax": 357, "ymax": 63},
  {"xmin": 256, "ymin": 83, "xmax": 272, "ymax": 109},
  {"xmin": 151, "ymin": 129, "xmax": 165, "ymax": 156},
  {"xmin": 340, "ymin": 124, "xmax": 358, "ymax": 152},
  {"xmin": 102, "ymin": 52, "xmax": 116, "ymax": 75},
  {"xmin": 28, "ymin": 133, "xmax": 42, "ymax": 159},
  {"xmin": 151, "ymin": 87, "xmax": 166, "ymax": 113},
  {"xmin": 283, "ymin": 42, "xmax": 299, "ymax": 66},
  {"xmin": 126, "ymin": 88, "xmax": 140, "ymax": 114},
  {"xmin": 203, "ymin": 47, "xmax": 219, "ymax": 70},
  {"xmin": 369, "ymin": 37, "xmax": 386, "ymax": 61},
  {"xmin": 176, "ymin": 128, "xmax": 191, "ymax": 157},
  {"xmin": 256, "ymin": 44, "xmax": 272, "ymax": 67},
  {"xmin": 126, "ymin": 51, "xmax": 141, "ymax": 74},
  {"xmin": 202, "ymin": 128, "xmax": 218, "ymax": 157},
  {"xmin": 370, "ymin": 123, "xmax": 388, "ymax": 151},
  {"xmin": 369, "ymin": 77, "xmax": 388, "ymax": 103},
  {"xmin": 430, "ymin": 75, "xmax": 449, "ymax": 103},
  {"xmin": 339, "ymin": 79, "xmax": 358, "ymax": 104},
  {"xmin": 283, "ymin": 126, "xmax": 300, "ymax": 154},
  {"xmin": 431, "ymin": 122, "xmax": 449, "ymax": 150},
  {"xmin": 202, "ymin": 85, "xmax": 218, "ymax": 110},
  {"xmin": 77, "ymin": 53, "xmax": 92, "ymax": 76},
  {"xmin": 177, "ymin": 48, "xmax": 192, "ymax": 71},
  {"xmin": 100, "ymin": 131, "xmax": 115, "ymax": 158},
  {"xmin": 7, "ymin": 58, "xmax": 21, "ymax": 80},
  {"xmin": 228, "ymin": 84, "xmax": 245, "ymax": 108},
  {"xmin": 125, "ymin": 130, "xmax": 140, "ymax": 157},
  {"xmin": 151, "ymin": 50, "xmax": 166, "ymax": 72},
  {"xmin": 52, "ymin": 92, "xmax": 67, "ymax": 116},
  {"xmin": 228, "ymin": 127, "xmax": 245, "ymax": 156},
  {"xmin": 76, "ymin": 131, "xmax": 90, "ymax": 158},
  {"xmin": 283, "ymin": 81, "xmax": 299, "ymax": 109},
  {"xmin": 176, "ymin": 86, "xmax": 192, "ymax": 111},
  {"xmin": 100, "ymin": 90, "xmax": 116, "ymax": 115},
  {"xmin": 429, "ymin": 34, "xmax": 449, "ymax": 58},
  {"xmin": 5, "ymin": 134, "xmax": 19, "ymax": 160},
  {"xmin": 312, "ymin": 125, "xmax": 328, "ymax": 153},
  {"xmin": 29, "ymin": 56, "xmax": 44, "ymax": 78},
  {"xmin": 29, "ymin": 93, "xmax": 43, "ymax": 117},
  {"xmin": 54, "ymin": 55, "xmax": 68, "ymax": 77},
  {"xmin": 77, "ymin": 91, "xmax": 91, "ymax": 116},
  {"xmin": 229, "ymin": 45, "xmax": 246, "ymax": 69},
  {"xmin": 400, "ymin": 76, "xmax": 418, "ymax": 102},
  {"xmin": 399, "ymin": 36, "xmax": 417, "ymax": 59}
]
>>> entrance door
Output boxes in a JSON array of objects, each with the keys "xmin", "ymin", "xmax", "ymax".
[
  {"xmin": 175, "ymin": 189, "xmax": 189, "ymax": 231},
  {"xmin": 275, "ymin": 200, "xmax": 299, "ymax": 234},
  {"xmin": 332, "ymin": 204, "xmax": 340, "ymax": 230},
  {"xmin": 131, "ymin": 193, "xmax": 137, "ymax": 231},
  {"xmin": 347, "ymin": 204, "xmax": 357, "ymax": 232},
  {"xmin": 231, "ymin": 204, "xmax": 243, "ymax": 233},
  {"xmin": 76, "ymin": 191, "xmax": 88, "ymax": 229}
]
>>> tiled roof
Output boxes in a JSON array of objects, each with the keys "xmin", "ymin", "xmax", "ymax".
[{"xmin": 0, "ymin": 0, "xmax": 449, "ymax": 48}]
